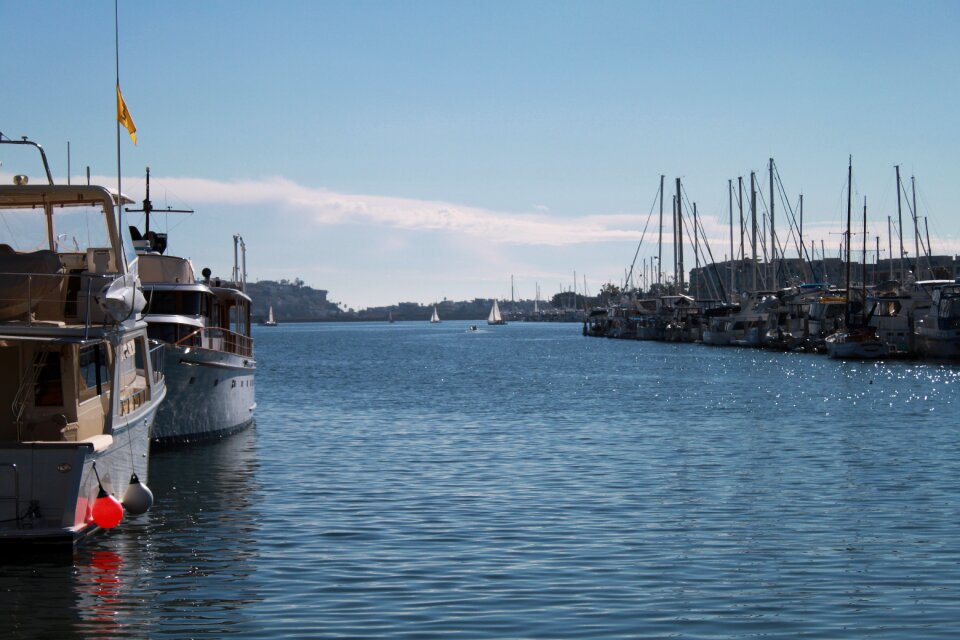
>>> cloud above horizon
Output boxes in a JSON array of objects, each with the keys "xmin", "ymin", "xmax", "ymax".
[
  {"xmin": 104, "ymin": 173, "xmax": 960, "ymax": 258},
  {"xmin": 117, "ymin": 175, "xmax": 652, "ymax": 247}
]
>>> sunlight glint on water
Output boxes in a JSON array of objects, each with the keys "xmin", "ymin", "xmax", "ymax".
[{"xmin": 3, "ymin": 321, "xmax": 960, "ymax": 638}]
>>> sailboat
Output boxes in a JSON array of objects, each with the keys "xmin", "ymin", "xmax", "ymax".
[
  {"xmin": 429, "ymin": 306, "xmax": 440, "ymax": 323},
  {"xmin": 825, "ymin": 156, "xmax": 886, "ymax": 359},
  {"xmin": 263, "ymin": 305, "xmax": 277, "ymax": 326},
  {"xmin": 487, "ymin": 299, "xmax": 506, "ymax": 325},
  {"xmin": 388, "ymin": 310, "xmax": 395, "ymax": 324}
]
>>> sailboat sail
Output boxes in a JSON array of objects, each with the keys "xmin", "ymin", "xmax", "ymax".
[
  {"xmin": 430, "ymin": 306, "xmax": 440, "ymax": 323},
  {"xmin": 487, "ymin": 300, "xmax": 505, "ymax": 325},
  {"xmin": 264, "ymin": 305, "xmax": 277, "ymax": 326}
]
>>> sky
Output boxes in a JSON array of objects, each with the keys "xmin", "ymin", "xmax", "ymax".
[{"xmin": 2, "ymin": 0, "xmax": 959, "ymax": 309}]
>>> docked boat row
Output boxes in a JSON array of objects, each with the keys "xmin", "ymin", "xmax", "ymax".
[
  {"xmin": 588, "ymin": 157, "xmax": 957, "ymax": 360},
  {"xmin": 0, "ymin": 138, "xmax": 255, "ymax": 545},
  {"xmin": 585, "ymin": 276, "xmax": 960, "ymax": 360}
]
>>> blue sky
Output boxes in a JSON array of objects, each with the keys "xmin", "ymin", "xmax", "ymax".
[{"xmin": 2, "ymin": 1, "xmax": 958, "ymax": 308}]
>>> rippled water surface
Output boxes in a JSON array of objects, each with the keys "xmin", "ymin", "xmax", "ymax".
[{"xmin": 5, "ymin": 321, "xmax": 960, "ymax": 638}]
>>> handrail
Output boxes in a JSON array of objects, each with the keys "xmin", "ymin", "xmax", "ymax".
[
  {"xmin": 0, "ymin": 134, "xmax": 55, "ymax": 184},
  {"xmin": 149, "ymin": 339, "xmax": 166, "ymax": 380},
  {"xmin": 173, "ymin": 326, "xmax": 254, "ymax": 358},
  {"xmin": 0, "ymin": 463, "xmax": 21, "ymax": 527},
  {"xmin": 0, "ymin": 269, "xmax": 124, "ymax": 329}
]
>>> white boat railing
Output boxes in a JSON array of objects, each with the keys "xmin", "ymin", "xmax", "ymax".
[
  {"xmin": 0, "ymin": 270, "xmax": 129, "ymax": 328},
  {"xmin": 174, "ymin": 326, "xmax": 254, "ymax": 358}
]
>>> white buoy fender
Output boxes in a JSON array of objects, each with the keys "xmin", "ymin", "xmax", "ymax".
[{"xmin": 122, "ymin": 473, "xmax": 154, "ymax": 515}]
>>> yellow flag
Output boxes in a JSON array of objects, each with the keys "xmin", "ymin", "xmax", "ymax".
[{"xmin": 116, "ymin": 85, "xmax": 137, "ymax": 145}]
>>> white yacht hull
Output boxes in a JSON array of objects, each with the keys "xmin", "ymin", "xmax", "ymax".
[
  {"xmin": 825, "ymin": 332, "xmax": 887, "ymax": 359},
  {"xmin": 0, "ymin": 398, "xmax": 161, "ymax": 545},
  {"xmin": 151, "ymin": 344, "xmax": 256, "ymax": 444}
]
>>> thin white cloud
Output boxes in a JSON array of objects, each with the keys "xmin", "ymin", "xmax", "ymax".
[
  {"xmin": 121, "ymin": 175, "xmax": 647, "ymax": 247},
  {"xmin": 108, "ymin": 174, "xmax": 960, "ymax": 257}
]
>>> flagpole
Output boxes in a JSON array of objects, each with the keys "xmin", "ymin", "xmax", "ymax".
[{"xmin": 115, "ymin": 0, "xmax": 122, "ymax": 233}]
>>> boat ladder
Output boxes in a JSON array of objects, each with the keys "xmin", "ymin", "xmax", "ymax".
[
  {"xmin": 0, "ymin": 463, "xmax": 21, "ymax": 527},
  {"xmin": 12, "ymin": 351, "xmax": 49, "ymax": 440}
]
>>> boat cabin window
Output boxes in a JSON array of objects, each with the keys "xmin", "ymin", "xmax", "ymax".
[
  {"xmin": 78, "ymin": 343, "xmax": 111, "ymax": 402},
  {"xmin": 145, "ymin": 291, "xmax": 207, "ymax": 316},
  {"xmin": 878, "ymin": 301, "xmax": 901, "ymax": 317},
  {"xmin": 229, "ymin": 300, "xmax": 250, "ymax": 336},
  {"xmin": 34, "ymin": 351, "xmax": 63, "ymax": 407}
]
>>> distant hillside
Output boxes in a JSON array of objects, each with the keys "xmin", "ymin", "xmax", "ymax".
[
  {"xmin": 246, "ymin": 279, "xmax": 345, "ymax": 323},
  {"xmin": 244, "ymin": 279, "xmax": 578, "ymax": 323}
]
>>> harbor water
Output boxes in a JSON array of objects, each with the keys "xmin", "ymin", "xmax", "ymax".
[{"xmin": 4, "ymin": 321, "xmax": 960, "ymax": 638}]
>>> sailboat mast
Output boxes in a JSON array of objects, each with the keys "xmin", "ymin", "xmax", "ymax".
[
  {"xmin": 844, "ymin": 156, "xmax": 853, "ymax": 328},
  {"xmin": 738, "ymin": 176, "xmax": 744, "ymax": 292},
  {"xmin": 693, "ymin": 203, "xmax": 699, "ymax": 298},
  {"xmin": 887, "ymin": 216, "xmax": 894, "ymax": 280},
  {"xmin": 672, "ymin": 196, "xmax": 677, "ymax": 291},
  {"xmin": 728, "ymin": 179, "xmax": 734, "ymax": 299},
  {"xmin": 875, "ymin": 235, "xmax": 880, "ymax": 287},
  {"xmin": 750, "ymin": 172, "xmax": 757, "ymax": 292},
  {"xmin": 910, "ymin": 176, "xmax": 920, "ymax": 280},
  {"xmin": 895, "ymin": 165, "xmax": 904, "ymax": 280},
  {"xmin": 862, "ymin": 196, "xmax": 868, "ymax": 324},
  {"xmin": 676, "ymin": 178, "xmax": 684, "ymax": 292},
  {"xmin": 657, "ymin": 174, "xmax": 664, "ymax": 288},
  {"xmin": 769, "ymin": 158, "xmax": 776, "ymax": 288},
  {"xmin": 912, "ymin": 176, "xmax": 921, "ymax": 278}
]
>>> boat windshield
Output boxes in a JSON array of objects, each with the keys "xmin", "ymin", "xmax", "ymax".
[
  {"xmin": 121, "ymin": 219, "xmax": 138, "ymax": 273},
  {"xmin": 0, "ymin": 202, "xmax": 111, "ymax": 253},
  {"xmin": 146, "ymin": 321, "xmax": 202, "ymax": 345},
  {"xmin": 145, "ymin": 290, "xmax": 207, "ymax": 316}
]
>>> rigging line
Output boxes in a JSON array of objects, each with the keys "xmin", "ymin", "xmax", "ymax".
[
  {"xmin": 770, "ymin": 162, "xmax": 806, "ymax": 283},
  {"xmin": 677, "ymin": 184, "xmax": 703, "ymax": 260},
  {"xmin": 694, "ymin": 207, "xmax": 727, "ymax": 301},
  {"xmin": 624, "ymin": 180, "xmax": 663, "ymax": 291},
  {"xmin": 773, "ymin": 165, "xmax": 801, "ymax": 253},
  {"xmin": 915, "ymin": 185, "xmax": 943, "ymax": 258},
  {"xmin": 786, "ymin": 192, "xmax": 814, "ymax": 282},
  {"xmin": 747, "ymin": 175, "xmax": 773, "ymax": 271},
  {"xmin": 897, "ymin": 174, "xmax": 929, "ymax": 261},
  {"xmin": 677, "ymin": 182, "xmax": 724, "ymax": 300}
]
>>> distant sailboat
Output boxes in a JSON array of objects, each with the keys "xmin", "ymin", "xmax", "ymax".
[
  {"xmin": 487, "ymin": 300, "xmax": 506, "ymax": 325},
  {"xmin": 388, "ymin": 310, "xmax": 395, "ymax": 323},
  {"xmin": 430, "ymin": 306, "xmax": 440, "ymax": 323},
  {"xmin": 264, "ymin": 305, "xmax": 278, "ymax": 326}
]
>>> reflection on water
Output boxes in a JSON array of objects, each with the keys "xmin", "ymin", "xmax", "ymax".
[
  {"xmin": 1, "ymin": 426, "xmax": 262, "ymax": 639},
  {"xmin": 5, "ymin": 323, "xmax": 960, "ymax": 638}
]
